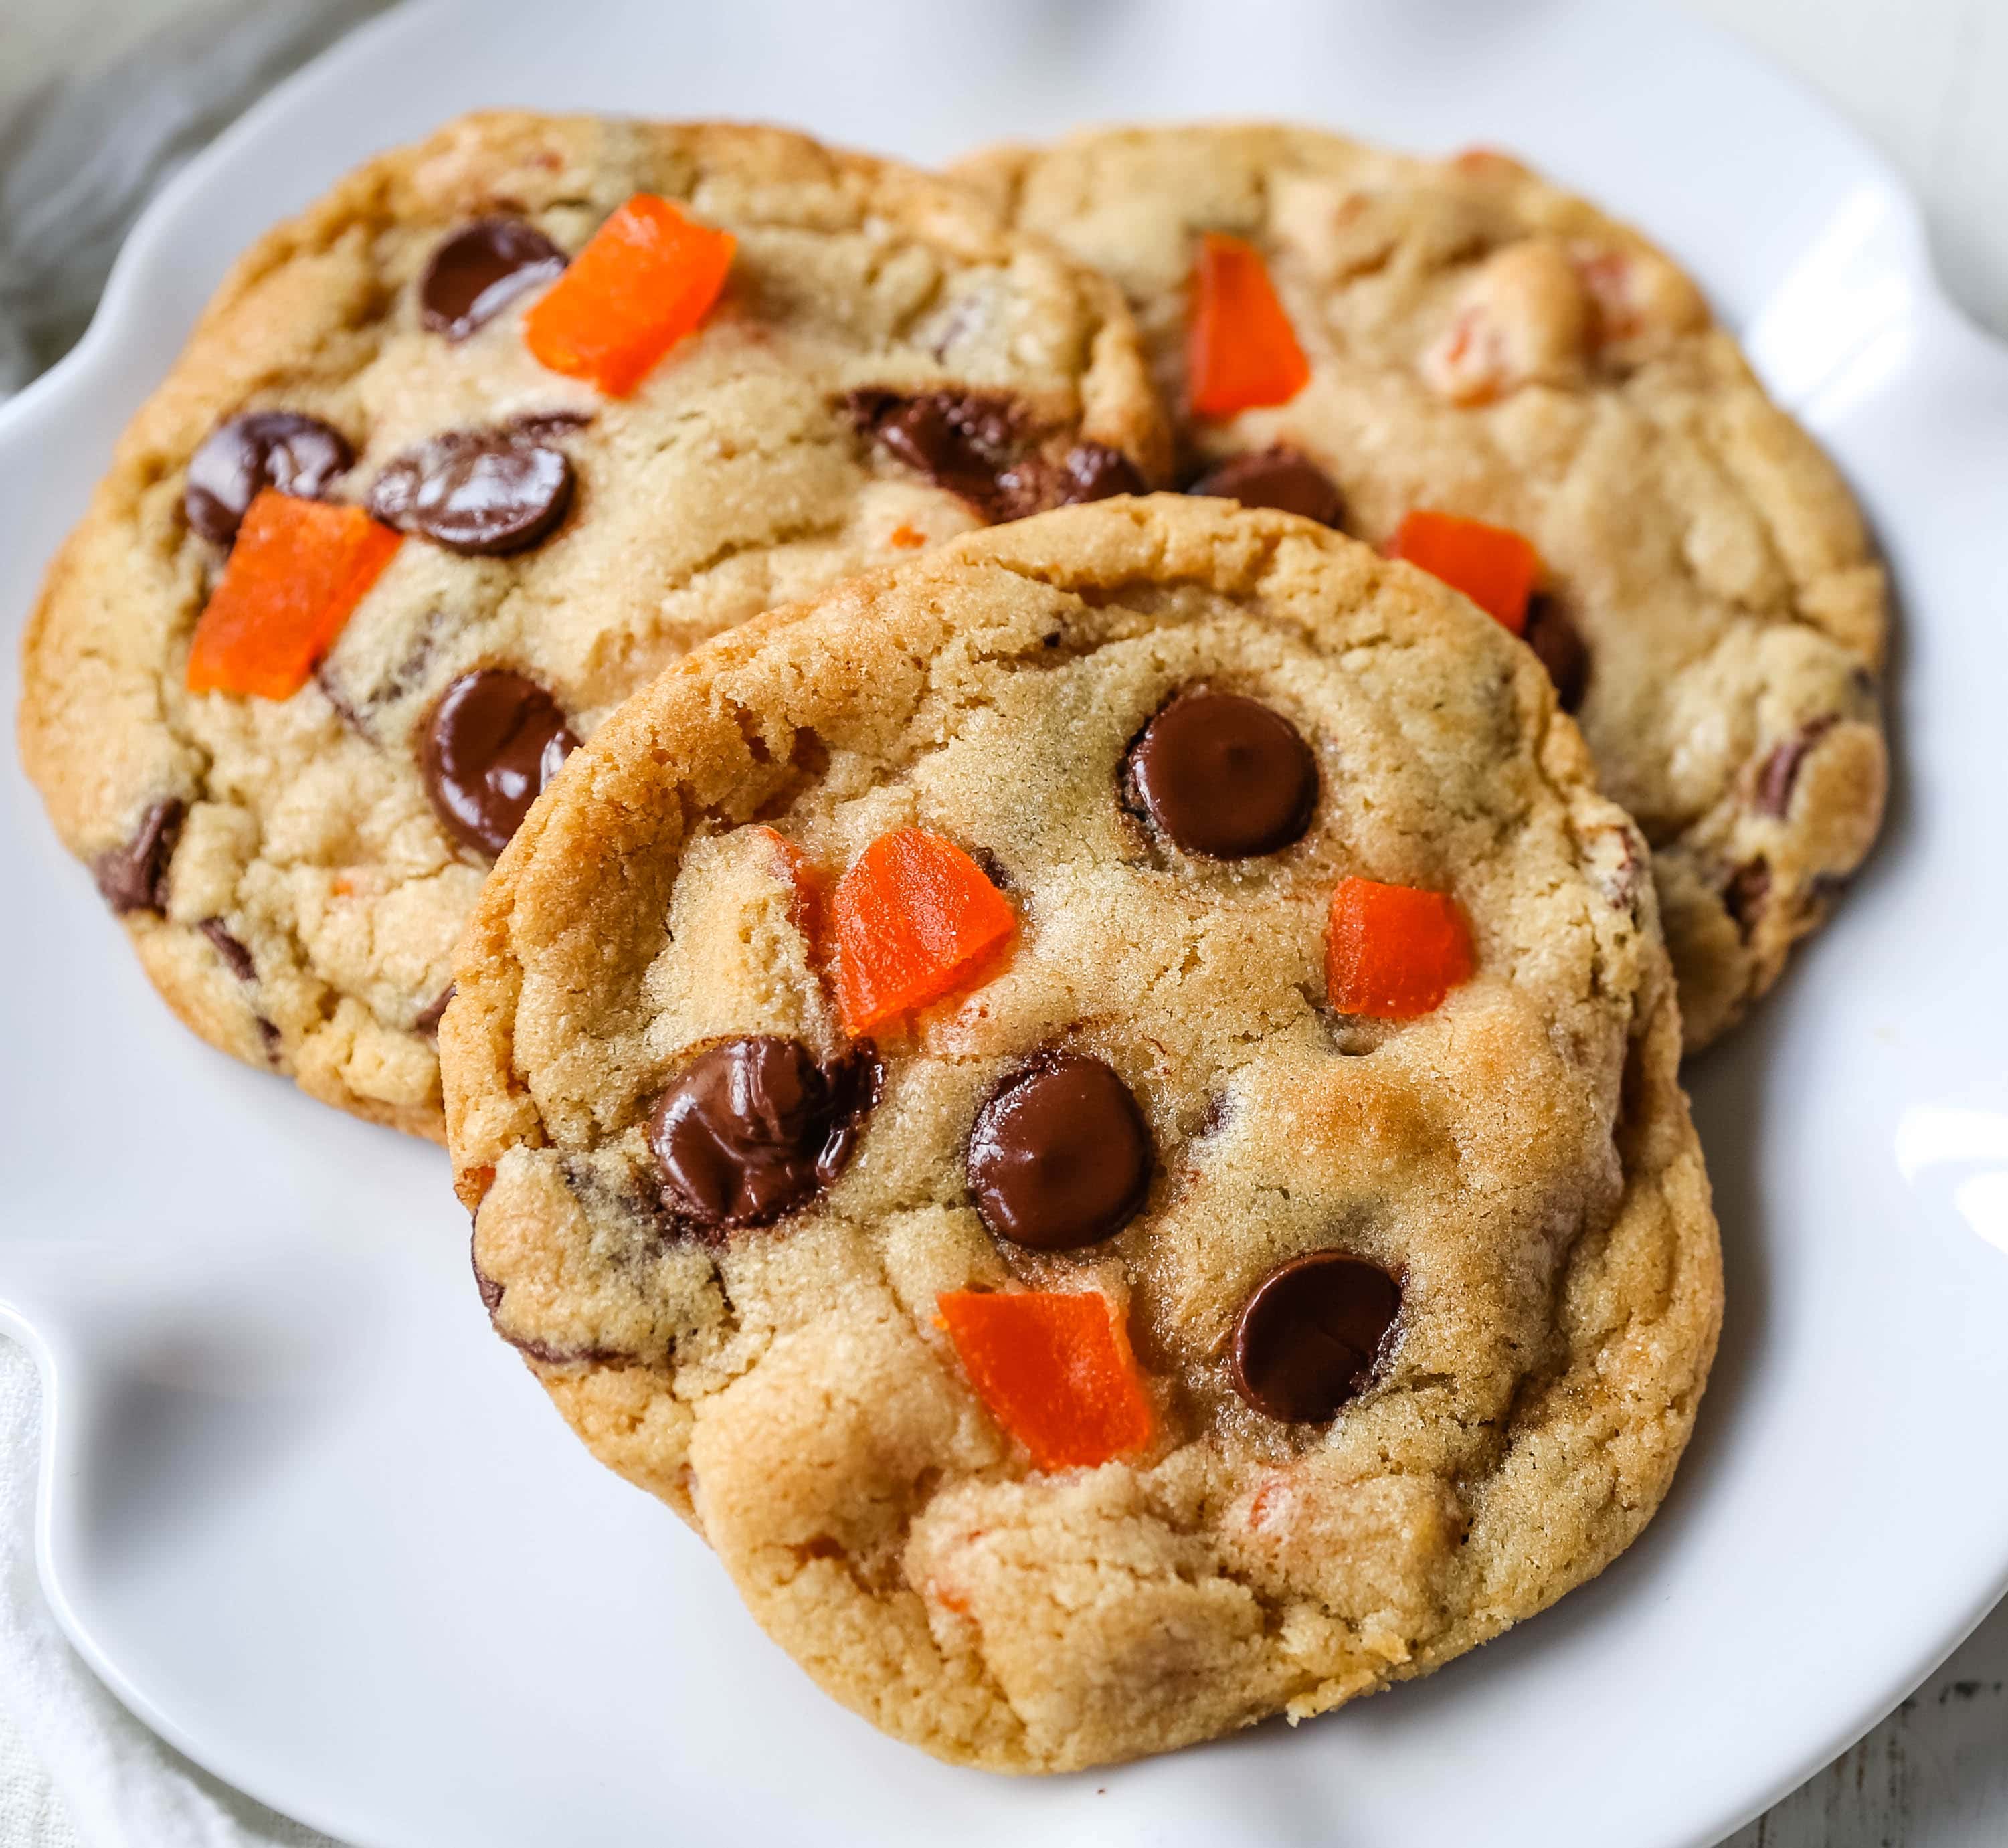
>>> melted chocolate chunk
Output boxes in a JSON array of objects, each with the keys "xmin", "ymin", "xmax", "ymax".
[
  {"xmin": 1754, "ymin": 715, "xmax": 1839, "ymax": 818},
  {"xmin": 1049, "ymin": 442, "xmax": 1147, "ymax": 506},
  {"xmin": 420, "ymin": 669, "xmax": 579, "ymax": 858},
  {"xmin": 1125, "ymin": 688, "xmax": 1317, "ymax": 858},
  {"xmin": 368, "ymin": 429, "xmax": 573, "ymax": 555},
  {"xmin": 966, "ymin": 1053, "xmax": 1152, "ymax": 1251},
  {"xmin": 414, "ymin": 983, "xmax": 456, "ymax": 1035},
  {"xmin": 185, "ymin": 412, "xmax": 352, "ymax": 546},
  {"xmin": 1186, "ymin": 447, "xmax": 1344, "ymax": 527},
  {"xmin": 198, "ymin": 917, "xmax": 255, "ymax": 982},
  {"xmin": 1724, "ymin": 858, "xmax": 1771, "ymax": 938},
  {"xmin": 474, "ymin": 1244, "xmax": 505, "ymax": 1313},
  {"xmin": 92, "ymin": 798, "xmax": 184, "ymax": 915},
  {"xmin": 844, "ymin": 389, "xmax": 1025, "ymax": 519},
  {"xmin": 419, "ymin": 217, "xmax": 567, "ymax": 341},
  {"xmin": 842, "ymin": 390, "xmax": 1138, "ymax": 525},
  {"xmin": 649, "ymin": 1036, "xmax": 881, "ymax": 1231},
  {"xmin": 505, "ymin": 409, "xmax": 594, "ymax": 442},
  {"xmin": 1522, "ymin": 595, "xmax": 1588, "ymax": 713},
  {"xmin": 1230, "ymin": 1251, "xmax": 1402, "ymax": 1423}
]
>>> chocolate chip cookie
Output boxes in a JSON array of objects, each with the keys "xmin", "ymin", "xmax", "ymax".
[
  {"xmin": 442, "ymin": 495, "xmax": 1721, "ymax": 1771},
  {"xmin": 18, "ymin": 112, "xmax": 1168, "ymax": 1137},
  {"xmin": 959, "ymin": 123, "xmax": 1888, "ymax": 1047}
]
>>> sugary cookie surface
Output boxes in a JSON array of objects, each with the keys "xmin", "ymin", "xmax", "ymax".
[
  {"xmin": 443, "ymin": 496, "xmax": 1721, "ymax": 1772},
  {"xmin": 18, "ymin": 112, "xmax": 1166, "ymax": 1136},
  {"xmin": 959, "ymin": 123, "xmax": 1889, "ymax": 1047}
]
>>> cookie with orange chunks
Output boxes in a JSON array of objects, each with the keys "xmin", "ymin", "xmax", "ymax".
[
  {"xmin": 18, "ymin": 112, "xmax": 1168, "ymax": 1138},
  {"xmin": 959, "ymin": 122, "xmax": 1888, "ymax": 1047},
  {"xmin": 441, "ymin": 495, "xmax": 1720, "ymax": 1772}
]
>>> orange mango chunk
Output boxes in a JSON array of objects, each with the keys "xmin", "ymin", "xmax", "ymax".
[
  {"xmin": 1326, "ymin": 876, "xmax": 1475, "ymax": 1020},
  {"xmin": 1187, "ymin": 232, "xmax": 1310, "ymax": 419},
  {"xmin": 522, "ymin": 194, "xmax": 735, "ymax": 397},
  {"xmin": 937, "ymin": 1289, "xmax": 1152, "ymax": 1472},
  {"xmin": 185, "ymin": 491, "xmax": 399, "ymax": 699},
  {"xmin": 1388, "ymin": 508, "xmax": 1542, "ymax": 635},
  {"xmin": 831, "ymin": 828, "xmax": 1014, "ymax": 1034}
]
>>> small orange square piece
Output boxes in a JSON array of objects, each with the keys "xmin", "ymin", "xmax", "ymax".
[
  {"xmin": 523, "ymin": 193, "xmax": 735, "ymax": 397},
  {"xmin": 185, "ymin": 492, "xmax": 399, "ymax": 699},
  {"xmin": 937, "ymin": 1289, "xmax": 1152, "ymax": 1472},
  {"xmin": 1326, "ymin": 876, "xmax": 1475, "ymax": 1020},
  {"xmin": 1187, "ymin": 232, "xmax": 1310, "ymax": 419},
  {"xmin": 831, "ymin": 828, "xmax": 1014, "ymax": 1034},
  {"xmin": 1388, "ymin": 509, "xmax": 1542, "ymax": 634}
]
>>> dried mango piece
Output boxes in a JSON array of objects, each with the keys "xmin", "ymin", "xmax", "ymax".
[
  {"xmin": 937, "ymin": 1289, "xmax": 1152, "ymax": 1471},
  {"xmin": 522, "ymin": 194, "xmax": 735, "ymax": 397},
  {"xmin": 830, "ymin": 829, "xmax": 1014, "ymax": 1033},
  {"xmin": 185, "ymin": 491, "xmax": 399, "ymax": 699},
  {"xmin": 1326, "ymin": 876, "xmax": 1474, "ymax": 1019},
  {"xmin": 1187, "ymin": 232, "xmax": 1309, "ymax": 418},
  {"xmin": 1388, "ymin": 508, "xmax": 1542, "ymax": 634}
]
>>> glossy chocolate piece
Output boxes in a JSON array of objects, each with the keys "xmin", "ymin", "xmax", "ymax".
[
  {"xmin": 414, "ymin": 983, "xmax": 456, "ymax": 1035},
  {"xmin": 966, "ymin": 1053, "xmax": 1152, "ymax": 1251},
  {"xmin": 1126, "ymin": 688, "xmax": 1317, "ymax": 858},
  {"xmin": 420, "ymin": 669, "xmax": 579, "ymax": 858},
  {"xmin": 92, "ymin": 798, "xmax": 183, "ymax": 915},
  {"xmin": 649, "ymin": 1036, "xmax": 881, "ymax": 1230},
  {"xmin": 185, "ymin": 412, "xmax": 352, "ymax": 546},
  {"xmin": 1229, "ymin": 1251, "xmax": 1401, "ymax": 1423},
  {"xmin": 842, "ymin": 389, "xmax": 1141, "ymax": 525},
  {"xmin": 1523, "ymin": 595, "xmax": 1589, "ymax": 713},
  {"xmin": 1724, "ymin": 858, "xmax": 1770, "ymax": 937},
  {"xmin": 844, "ymin": 389, "xmax": 1026, "ymax": 519},
  {"xmin": 1186, "ymin": 446, "xmax": 1344, "ymax": 527},
  {"xmin": 1754, "ymin": 715, "xmax": 1839, "ymax": 818},
  {"xmin": 419, "ymin": 218, "xmax": 567, "ymax": 341},
  {"xmin": 1050, "ymin": 442, "xmax": 1147, "ymax": 506},
  {"xmin": 198, "ymin": 917, "xmax": 255, "ymax": 982},
  {"xmin": 367, "ymin": 430, "xmax": 573, "ymax": 555}
]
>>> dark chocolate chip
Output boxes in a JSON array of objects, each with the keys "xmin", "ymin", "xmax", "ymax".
[
  {"xmin": 1051, "ymin": 443, "xmax": 1146, "ymax": 506},
  {"xmin": 844, "ymin": 389, "xmax": 1026, "ymax": 521},
  {"xmin": 198, "ymin": 917, "xmax": 255, "ymax": 982},
  {"xmin": 185, "ymin": 412, "xmax": 352, "ymax": 546},
  {"xmin": 1125, "ymin": 688, "xmax": 1317, "ymax": 858},
  {"xmin": 500, "ymin": 1331, "xmax": 638, "ymax": 1370},
  {"xmin": 92, "ymin": 798, "xmax": 184, "ymax": 915},
  {"xmin": 504, "ymin": 409, "xmax": 594, "ymax": 442},
  {"xmin": 415, "ymin": 983, "xmax": 456, "ymax": 1035},
  {"xmin": 1754, "ymin": 715, "xmax": 1839, "ymax": 818},
  {"xmin": 648, "ymin": 1036, "xmax": 881, "ymax": 1231},
  {"xmin": 420, "ymin": 669, "xmax": 579, "ymax": 858},
  {"xmin": 368, "ymin": 429, "xmax": 573, "ymax": 555},
  {"xmin": 966, "ymin": 1053, "xmax": 1152, "ymax": 1251},
  {"xmin": 1186, "ymin": 447, "xmax": 1344, "ymax": 527},
  {"xmin": 473, "ymin": 1242, "xmax": 505, "ymax": 1313},
  {"xmin": 1229, "ymin": 1251, "xmax": 1402, "ymax": 1423},
  {"xmin": 1724, "ymin": 858, "xmax": 1771, "ymax": 938},
  {"xmin": 1522, "ymin": 595, "xmax": 1589, "ymax": 713},
  {"xmin": 419, "ymin": 217, "xmax": 567, "ymax": 341}
]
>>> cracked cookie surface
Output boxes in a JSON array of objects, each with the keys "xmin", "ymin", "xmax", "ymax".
[
  {"xmin": 442, "ymin": 496, "xmax": 1721, "ymax": 1771},
  {"xmin": 18, "ymin": 111, "xmax": 1167, "ymax": 1137},
  {"xmin": 958, "ymin": 122, "xmax": 1888, "ymax": 1047}
]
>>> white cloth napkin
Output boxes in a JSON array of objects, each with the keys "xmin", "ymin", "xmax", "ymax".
[{"xmin": 0, "ymin": 1342, "xmax": 339, "ymax": 1847}]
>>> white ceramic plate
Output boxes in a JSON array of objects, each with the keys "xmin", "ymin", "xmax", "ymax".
[{"xmin": 3, "ymin": 3, "xmax": 2006, "ymax": 1843}]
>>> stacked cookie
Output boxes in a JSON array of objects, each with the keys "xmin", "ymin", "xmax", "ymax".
[{"xmin": 20, "ymin": 111, "xmax": 1890, "ymax": 1772}]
